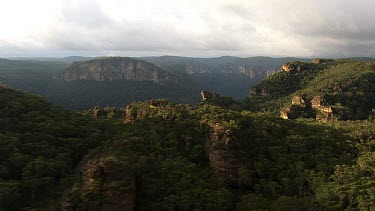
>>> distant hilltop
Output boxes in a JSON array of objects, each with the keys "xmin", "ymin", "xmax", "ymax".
[{"xmin": 59, "ymin": 57, "xmax": 178, "ymax": 85}]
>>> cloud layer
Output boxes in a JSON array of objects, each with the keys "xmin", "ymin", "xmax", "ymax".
[{"xmin": 1, "ymin": 0, "xmax": 375, "ymax": 57}]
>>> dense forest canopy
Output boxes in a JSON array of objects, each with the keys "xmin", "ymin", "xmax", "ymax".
[{"xmin": 1, "ymin": 58, "xmax": 375, "ymax": 210}]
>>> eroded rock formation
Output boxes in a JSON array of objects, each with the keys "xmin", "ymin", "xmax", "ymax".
[
  {"xmin": 291, "ymin": 95, "xmax": 306, "ymax": 107},
  {"xmin": 61, "ymin": 153, "xmax": 135, "ymax": 211},
  {"xmin": 205, "ymin": 122, "xmax": 243, "ymax": 184},
  {"xmin": 311, "ymin": 96, "xmax": 334, "ymax": 122},
  {"xmin": 281, "ymin": 62, "xmax": 305, "ymax": 74},
  {"xmin": 281, "ymin": 95, "xmax": 334, "ymax": 122},
  {"xmin": 123, "ymin": 99, "xmax": 171, "ymax": 123}
]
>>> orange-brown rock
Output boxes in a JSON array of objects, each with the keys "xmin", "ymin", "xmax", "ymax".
[
  {"xmin": 316, "ymin": 106, "xmax": 334, "ymax": 122},
  {"xmin": 311, "ymin": 58, "xmax": 334, "ymax": 64},
  {"xmin": 311, "ymin": 96, "xmax": 324, "ymax": 108},
  {"xmin": 280, "ymin": 106, "xmax": 302, "ymax": 120},
  {"xmin": 281, "ymin": 62, "xmax": 304, "ymax": 74},
  {"xmin": 292, "ymin": 96, "xmax": 306, "ymax": 107}
]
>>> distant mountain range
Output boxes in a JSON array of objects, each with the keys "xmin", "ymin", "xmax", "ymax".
[{"xmin": 2, "ymin": 56, "xmax": 375, "ymax": 109}]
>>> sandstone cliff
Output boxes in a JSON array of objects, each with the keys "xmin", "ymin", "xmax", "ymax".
[
  {"xmin": 61, "ymin": 149, "xmax": 135, "ymax": 211},
  {"xmin": 281, "ymin": 95, "xmax": 334, "ymax": 122},
  {"xmin": 185, "ymin": 63, "xmax": 260, "ymax": 78},
  {"xmin": 205, "ymin": 122, "xmax": 243, "ymax": 184},
  {"xmin": 60, "ymin": 57, "xmax": 178, "ymax": 85}
]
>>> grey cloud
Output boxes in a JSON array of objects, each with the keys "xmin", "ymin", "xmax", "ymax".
[{"xmin": 2, "ymin": 0, "xmax": 375, "ymax": 57}]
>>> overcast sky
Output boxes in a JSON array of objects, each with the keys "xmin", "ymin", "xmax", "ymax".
[{"xmin": 1, "ymin": 0, "xmax": 375, "ymax": 58}]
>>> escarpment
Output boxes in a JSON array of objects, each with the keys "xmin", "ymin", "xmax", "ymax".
[
  {"xmin": 185, "ymin": 63, "xmax": 265, "ymax": 78},
  {"xmin": 60, "ymin": 57, "xmax": 178, "ymax": 85}
]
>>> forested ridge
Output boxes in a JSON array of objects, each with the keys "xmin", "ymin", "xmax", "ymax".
[{"xmin": 1, "ymin": 58, "xmax": 375, "ymax": 210}]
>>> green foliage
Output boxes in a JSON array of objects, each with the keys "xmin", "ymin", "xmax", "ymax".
[
  {"xmin": 0, "ymin": 86, "xmax": 110, "ymax": 209},
  {"xmin": 3, "ymin": 56, "xmax": 375, "ymax": 211}
]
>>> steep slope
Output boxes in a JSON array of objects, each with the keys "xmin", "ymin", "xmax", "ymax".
[{"xmin": 60, "ymin": 57, "xmax": 178, "ymax": 85}]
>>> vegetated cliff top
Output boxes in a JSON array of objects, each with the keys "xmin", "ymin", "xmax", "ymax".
[
  {"xmin": 245, "ymin": 58, "xmax": 375, "ymax": 119},
  {"xmin": 60, "ymin": 56, "xmax": 179, "ymax": 84},
  {"xmin": 251, "ymin": 58, "xmax": 375, "ymax": 98}
]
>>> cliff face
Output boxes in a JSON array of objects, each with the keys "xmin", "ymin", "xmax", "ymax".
[
  {"xmin": 185, "ymin": 64, "xmax": 261, "ymax": 78},
  {"xmin": 61, "ymin": 150, "xmax": 136, "ymax": 211},
  {"xmin": 185, "ymin": 64, "xmax": 211, "ymax": 75},
  {"xmin": 60, "ymin": 57, "xmax": 178, "ymax": 85},
  {"xmin": 205, "ymin": 122, "xmax": 243, "ymax": 184}
]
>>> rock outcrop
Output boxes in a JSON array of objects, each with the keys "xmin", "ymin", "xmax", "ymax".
[
  {"xmin": 311, "ymin": 58, "xmax": 334, "ymax": 64},
  {"xmin": 60, "ymin": 57, "xmax": 178, "ymax": 85},
  {"xmin": 205, "ymin": 122, "xmax": 243, "ymax": 184},
  {"xmin": 61, "ymin": 152, "xmax": 135, "ymax": 211},
  {"xmin": 201, "ymin": 90, "xmax": 220, "ymax": 101},
  {"xmin": 123, "ymin": 99, "xmax": 171, "ymax": 123},
  {"xmin": 311, "ymin": 96, "xmax": 334, "ymax": 122},
  {"xmin": 250, "ymin": 87, "xmax": 257, "ymax": 96},
  {"xmin": 266, "ymin": 68, "xmax": 276, "ymax": 77},
  {"xmin": 291, "ymin": 95, "xmax": 306, "ymax": 107},
  {"xmin": 281, "ymin": 62, "xmax": 305, "ymax": 74},
  {"xmin": 249, "ymin": 87, "xmax": 268, "ymax": 96},
  {"xmin": 311, "ymin": 95, "xmax": 324, "ymax": 108},
  {"xmin": 281, "ymin": 95, "xmax": 334, "ymax": 122},
  {"xmin": 280, "ymin": 106, "xmax": 305, "ymax": 120}
]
